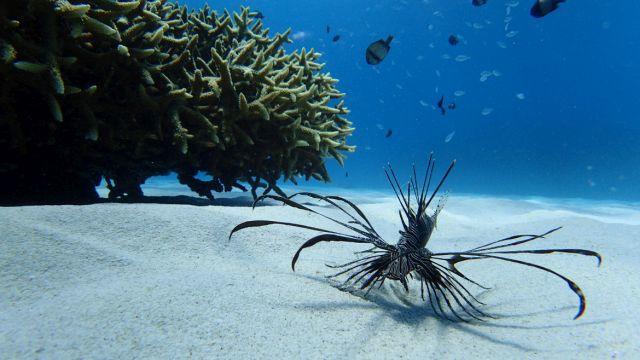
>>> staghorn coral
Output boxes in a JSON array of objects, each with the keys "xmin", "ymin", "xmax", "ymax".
[{"xmin": 0, "ymin": 0, "xmax": 355, "ymax": 204}]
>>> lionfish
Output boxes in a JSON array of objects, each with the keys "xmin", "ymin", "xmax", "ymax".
[{"xmin": 230, "ymin": 155, "xmax": 601, "ymax": 321}]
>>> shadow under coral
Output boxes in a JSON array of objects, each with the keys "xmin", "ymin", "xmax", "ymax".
[{"xmin": 0, "ymin": 193, "xmax": 256, "ymax": 207}]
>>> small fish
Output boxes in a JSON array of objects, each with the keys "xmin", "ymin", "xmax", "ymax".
[
  {"xmin": 437, "ymin": 96, "xmax": 446, "ymax": 115},
  {"xmin": 530, "ymin": 0, "xmax": 566, "ymax": 18},
  {"xmin": 366, "ymin": 35, "xmax": 393, "ymax": 65},
  {"xmin": 472, "ymin": 0, "xmax": 488, "ymax": 7},
  {"xmin": 326, "ymin": 25, "xmax": 331, "ymax": 33},
  {"xmin": 445, "ymin": 131, "xmax": 456, "ymax": 143},
  {"xmin": 448, "ymin": 34, "xmax": 459, "ymax": 46},
  {"xmin": 448, "ymin": 103, "xmax": 456, "ymax": 110},
  {"xmin": 332, "ymin": 35, "xmax": 341, "ymax": 42},
  {"xmin": 292, "ymin": 31, "xmax": 308, "ymax": 41},
  {"xmin": 481, "ymin": 107, "xmax": 494, "ymax": 116},
  {"xmin": 385, "ymin": 129, "xmax": 393, "ymax": 138},
  {"xmin": 254, "ymin": 11, "xmax": 265, "ymax": 19},
  {"xmin": 345, "ymin": 171, "xmax": 348, "ymax": 178}
]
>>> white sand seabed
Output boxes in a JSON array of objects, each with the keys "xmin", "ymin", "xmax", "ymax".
[{"xmin": 1, "ymin": 191, "xmax": 639, "ymax": 358}]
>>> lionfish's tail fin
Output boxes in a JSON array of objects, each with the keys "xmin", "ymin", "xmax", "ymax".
[{"xmin": 433, "ymin": 191, "xmax": 449, "ymax": 227}]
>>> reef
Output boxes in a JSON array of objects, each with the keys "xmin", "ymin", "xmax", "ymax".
[{"xmin": 0, "ymin": 0, "xmax": 355, "ymax": 204}]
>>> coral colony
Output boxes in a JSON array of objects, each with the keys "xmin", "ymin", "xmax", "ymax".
[{"xmin": 0, "ymin": 0, "xmax": 355, "ymax": 204}]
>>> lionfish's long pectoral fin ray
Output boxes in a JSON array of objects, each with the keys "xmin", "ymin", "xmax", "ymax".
[
  {"xmin": 439, "ymin": 253, "xmax": 590, "ymax": 319},
  {"xmin": 288, "ymin": 192, "xmax": 381, "ymax": 237},
  {"xmin": 292, "ymin": 234, "xmax": 369, "ymax": 271},
  {"xmin": 470, "ymin": 227, "xmax": 562, "ymax": 252},
  {"xmin": 428, "ymin": 282, "xmax": 450, "ymax": 321},
  {"xmin": 325, "ymin": 195, "xmax": 379, "ymax": 235},
  {"xmin": 359, "ymin": 263, "xmax": 389, "ymax": 290},
  {"xmin": 365, "ymin": 272, "xmax": 390, "ymax": 297},
  {"xmin": 481, "ymin": 248, "xmax": 602, "ymax": 266},
  {"xmin": 427, "ymin": 255, "xmax": 491, "ymax": 290},
  {"xmin": 414, "ymin": 258, "xmax": 488, "ymax": 321},
  {"xmin": 326, "ymin": 257, "xmax": 383, "ymax": 279},
  {"xmin": 352, "ymin": 251, "xmax": 404, "ymax": 290},
  {"xmin": 469, "ymin": 233, "xmax": 542, "ymax": 252},
  {"xmin": 343, "ymin": 259, "xmax": 386, "ymax": 287},
  {"xmin": 423, "ymin": 281, "xmax": 442, "ymax": 318},
  {"xmin": 486, "ymin": 254, "xmax": 588, "ymax": 320},
  {"xmin": 325, "ymin": 254, "xmax": 381, "ymax": 270},
  {"xmin": 437, "ymin": 270, "xmax": 492, "ymax": 318},
  {"xmin": 442, "ymin": 283, "xmax": 486, "ymax": 321},
  {"xmin": 428, "ymin": 260, "xmax": 490, "ymax": 305},
  {"xmin": 255, "ymin": 194, "xmax": 376, "ymax": 238},
  {"xmin": 430, "ymin": 279, "xmax": 470, "ymax": 322},
  {"xmin": 229, "ymin": 220, "xmax": 346, "ymax": 240},
  {"xmin": 328, "ymin": 261, "xmax": 377, "ymax": 281}
]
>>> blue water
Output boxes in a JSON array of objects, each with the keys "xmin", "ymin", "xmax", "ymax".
[{"xmin": 172, "ymin": 0, "xmax": 640, "ymax": 201}]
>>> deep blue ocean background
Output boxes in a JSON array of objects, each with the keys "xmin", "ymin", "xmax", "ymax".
[{"xmin": 165, "ymin": 0, "xmax": 639, "ymax": 201}]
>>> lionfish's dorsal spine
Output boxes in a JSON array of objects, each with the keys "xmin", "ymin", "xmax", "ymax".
[{"xmin": 387, "ymin": 154, "xmax": 456, "ymax": 249}]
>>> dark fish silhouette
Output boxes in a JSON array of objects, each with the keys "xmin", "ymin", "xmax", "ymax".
[
  {"xmin": 437, "ymin": 96, "xmax": 446, "ymax": 115},
  {"xmin": 326, "ymin": 25, "xmax": 331, "ymax": 33},
  {"xmin": 448, "ymin": 102, "xmax": 456, "ymax": 110},
  {"xmin": 385, "ymin": 129, "xmax": 393, "ymax": 138},
  {"xmin": 254, "ymin": 11, "xmax": 265, "ymax": 19},
  {"xmin": 332, "ymin": 35, "xmax": 341, "ymax": 42},
  {"xmin": 345, "ymin": 171, "xmax": 348, "ymax": 178},
  {"xmin": 366, "ymin": 35, "xmax": 393, "ymax": 65},
  {"xmin": 472, "ymin": 0, "xmax": 487, "ymax": 6},
  {"xmin": 448, "ymin": 34, "xmax": 459, "ymax": 46},
  {"xmin": 531, "ymin": 0, "xmax": 566, "ymax": 17}
]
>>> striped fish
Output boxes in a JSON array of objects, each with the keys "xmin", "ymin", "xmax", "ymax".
[
  {"xmin": 365, "ymin": 35, "xmax": 393, "ymax": 65},
  {"xmin": 531, "ymin": 0, "xmax": 566, "ymax": 17}
]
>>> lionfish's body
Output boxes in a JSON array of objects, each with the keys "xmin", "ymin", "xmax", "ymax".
[{"xmin": 230, "ymin": 155, "xmax": 601, "ymax": 321}]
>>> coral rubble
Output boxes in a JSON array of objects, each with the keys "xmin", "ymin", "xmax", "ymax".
[{"xmin": 0, "ymin": 0, "xmax": 354, "ymax": 204}]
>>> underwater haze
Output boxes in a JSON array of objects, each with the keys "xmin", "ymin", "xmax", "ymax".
[
  {"xmin": 4, "ymin": 2, "xmax": 640, "ymax": 356},
  {"xmin": 178, "ymin": 0, "xmax": 640, "ymax": 201}
]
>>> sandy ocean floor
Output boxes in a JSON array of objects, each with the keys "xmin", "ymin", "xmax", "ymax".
[{"xmin": 1, "ymin": 188, "xmax": 639, "ymax": 359}]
